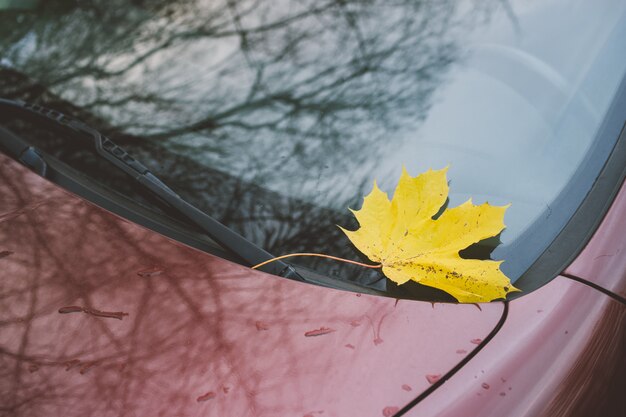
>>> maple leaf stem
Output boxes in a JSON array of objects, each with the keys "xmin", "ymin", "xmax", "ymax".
[{"xmin": 251, "ymin": 253, "xmax": 382, "ymax": 270}]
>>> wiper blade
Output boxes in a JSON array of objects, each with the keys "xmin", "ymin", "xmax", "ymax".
[{"xmin": 0, "ymin": 98, "xmax": 305, "ymax": 281}]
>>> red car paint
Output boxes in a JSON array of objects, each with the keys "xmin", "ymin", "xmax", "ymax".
[
  {"xmin": 407, "ymin": 180, "xmax": 626, "ymax": 417},
  {"xmin": 406, "ymin": 276, "xmax": 625, "ymax": 417},
  {"xmin": 0, "ymin": 153, "xmax": 505, "ymax": 416},
  {"xmin": 565, "ymin": 180, "xmax": 626, "ymax": 296}
]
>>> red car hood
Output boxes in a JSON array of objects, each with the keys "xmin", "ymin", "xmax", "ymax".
[
  {"xmin": 0, "ymin": 154, "xmax": 504, "ymax": 417},
  {"xmin": 406, "ymin": 179, "xmax": 626, "ymax": 417},
  {"xmin": 565, "ymin": 178, "xmax": 626, "ymax": 297}
]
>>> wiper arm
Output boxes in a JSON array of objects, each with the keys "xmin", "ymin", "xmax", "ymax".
[{"xmin": 0, "ymin": 98, "xmax": 305, "ymax": 281}]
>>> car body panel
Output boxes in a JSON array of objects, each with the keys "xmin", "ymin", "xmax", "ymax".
[
  {"xmin": 405, "ymin": 180, "xmax": 626, "ymax": 417},
  {"xmin": 565, "ymin": 179, "xmax": 626, "ymax": 296},
  {"xmin": 0, "ymin": 154, "xmax": 505, "ymax": 416},
  {"xmin": 404, "ymin": 275, "xmax": 625, "ymax": 417}
]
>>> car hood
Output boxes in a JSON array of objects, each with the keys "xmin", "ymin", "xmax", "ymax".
[
  {"xmin": 0, "ymin": 153, "xmax": 504, "ymax": 417},
  {"xmin": 565, "ymin": 178, "xmax": 626, "ymax": 297}
]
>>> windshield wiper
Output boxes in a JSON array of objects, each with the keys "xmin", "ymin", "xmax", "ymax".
[{"xmin": 0, "ymin": 98, "xmax": 306, "ymax": 282}]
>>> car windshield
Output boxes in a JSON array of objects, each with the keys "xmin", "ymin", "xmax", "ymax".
[{"xmin": 1, "ymin": 0, "xmax": 626, "ymax": 290}]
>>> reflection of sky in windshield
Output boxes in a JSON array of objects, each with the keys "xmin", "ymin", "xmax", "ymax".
[
  {"xmin": 1, "ymin": 0, "xmax": 626, "ymax": 284},
  {"xmin": 379, "ymin": 0, "xmax": 626, "ymax": 256}
]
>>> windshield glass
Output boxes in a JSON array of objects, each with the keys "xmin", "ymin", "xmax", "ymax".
[{"xmin": 2, "ymin": 0, "xmax": 626, "ymax": 290}]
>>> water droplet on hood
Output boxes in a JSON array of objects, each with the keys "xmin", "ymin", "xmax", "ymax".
[
  {"xmin": 137, "ymin": 266, "xmax": 164, "ymax": 277},
  {"xmin": 304, "ymin": 327, "xmax": 335, "ymax": 337},
  {"xmin": 382, "ymin": 406, "xmax": 399, "ymax": 416},
  {"xmin": 196, "ymin": 391, "xmax": 216, "ymax": 402},
  {"xmin": 255, "ymin": 321, "xmax": 269, "ymax": 331},
  {"xmin": 426, "ymin": 374, "xmax": 441, "ymax": 384}
]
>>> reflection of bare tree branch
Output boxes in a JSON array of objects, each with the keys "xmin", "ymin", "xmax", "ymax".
[
  {"xmin": 0, "ymin": 0, "xmax": 498, "ymax": 286},
  {"xmin": 2, "ymin": 150, "xmax": 497, "ymax": 415}
]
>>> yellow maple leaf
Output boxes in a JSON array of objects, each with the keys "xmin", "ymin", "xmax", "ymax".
[{"xmin": 339, "ymin": 167, "xmax": 520, "ymax": 303}]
